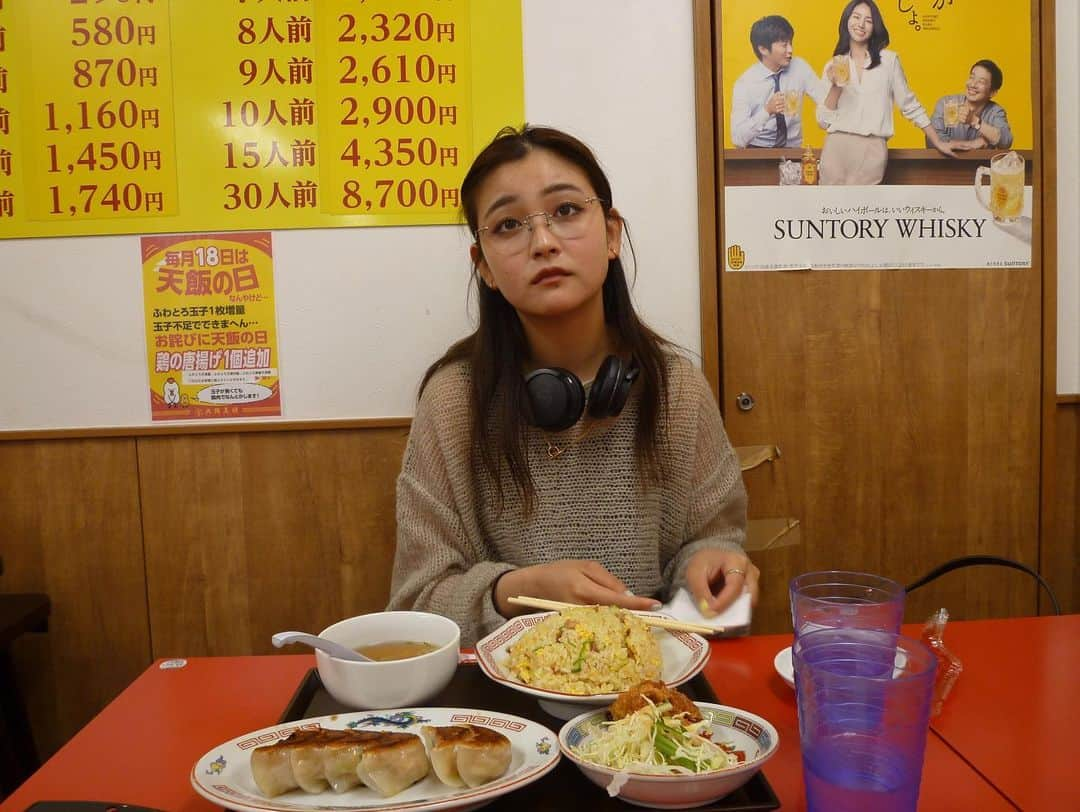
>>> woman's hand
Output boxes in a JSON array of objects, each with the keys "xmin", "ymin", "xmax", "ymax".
[
  {"xmin": 823, "ymin": 84, "xmax": 844, "ymax": 112},
  {"xmin": 926, "ymin": 129, "xmax": 957, "ymax": 158},
  {"xmin": 493, "ymin": 560, "xmax": 662, "ymax": 617},
  {"xmin": 685, "ymin": 549, "xmax": 760, "ymax": 617}
]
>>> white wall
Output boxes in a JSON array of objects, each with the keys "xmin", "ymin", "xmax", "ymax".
[
  {"xmin": 3, "ymin": 0, "xmax": 1076, "ymax": 433},
  {"xmin": 0, "ymin": 0, "xmax": 701, "ymax": 431},
  {"xmin": 1057, "ymin": 0, "xmax": 1080, "ymax": 395}
]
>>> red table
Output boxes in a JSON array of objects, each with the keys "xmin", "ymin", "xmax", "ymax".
[
  {"xmin": 3, "ymin": 617, "xmax": 1074, "ymax": 811},
  {"xmin": 927, "ymin": 614, "xmax": 1079, "ymax": 810},
  {"xmin": 701, "ymin": 624, "xmax": 1018, "ymax": 811}
]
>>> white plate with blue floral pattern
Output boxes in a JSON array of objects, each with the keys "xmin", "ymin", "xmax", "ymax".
[
  {"xmin": 475, "ymin": 611, "xmax": 710, "ymax": 720},
  {"xmin": 190, "ymin": 707, "xmax": 560, "ymax": 812}
]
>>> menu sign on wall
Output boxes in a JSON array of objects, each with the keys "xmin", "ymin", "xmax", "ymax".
[{"xmin": 0, "ymin": 0, "xmax": 523, "ymax": 239}]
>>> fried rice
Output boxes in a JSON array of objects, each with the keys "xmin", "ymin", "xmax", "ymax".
[{"xmin": 505, "ymin": 605, "xmax": 662, "ymax": 694}]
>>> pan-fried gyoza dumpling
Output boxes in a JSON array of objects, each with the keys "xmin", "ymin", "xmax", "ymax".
[
  {"xmin": 250, "ymin": 727, "xmax": 428, "ymax": 798},
  {"xmin": 321, "ymin": 742, "xmax": 366, "ymax": 793},
  {"xmin": 355, "ymin": 731, "xmax": 430, "ymax": 797},
  {"xmin": 421, "ymin": 724, "xmax": 512, "ymax": 788},
  {"xmin": 251, "ymin": 729, "xmax": 357, "ymax": 797},
  {"xmin": 249, "ymin": 742, "xmax": 298, "ymax": 798},
  {"xmin": 290, "ymin": 741, "xmax": 330, "ymax": 793}
]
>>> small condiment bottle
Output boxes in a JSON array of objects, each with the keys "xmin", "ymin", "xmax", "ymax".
[
  {"xmin": 800, "ymin": 145, "xmax": 819, "ymax": 185},
  {"xmin": 920, "ymin": 608, "xmax": 963, "ymax": 717}
]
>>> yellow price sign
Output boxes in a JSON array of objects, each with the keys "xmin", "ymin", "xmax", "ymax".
[{"xmin": 0, "ymin": 0, "xmax": 523, "ymax": 239}]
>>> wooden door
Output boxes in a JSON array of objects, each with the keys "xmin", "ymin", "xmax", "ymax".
[{"xmin": 704, "ymin": 2, "xmax": 1047, "ymax": 633}]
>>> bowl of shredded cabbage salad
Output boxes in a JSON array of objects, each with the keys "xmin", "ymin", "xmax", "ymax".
[{"xmin": 558, "ymin": 697, "xmax": 779, "ymax": 809}]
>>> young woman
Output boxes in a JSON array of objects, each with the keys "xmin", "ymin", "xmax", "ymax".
[
  {"xmin": 817, "ymin": 0, "xmax": 955, "ymax": 184},
  {"xmin": 386, "ymin": 125, "xmax": 757, "ymax": 645}
]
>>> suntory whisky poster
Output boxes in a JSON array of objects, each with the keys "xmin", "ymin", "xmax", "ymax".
[{"xmin": 720, "ymin": 0, "xmax": 1033, "ymax": 271}]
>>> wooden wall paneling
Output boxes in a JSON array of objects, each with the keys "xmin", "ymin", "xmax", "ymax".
[
  {"xmin": 0, "ymin": 439, "xmax": 149, "ymax": 759},
  {"xmin": 1047, "ymin": 405, "xmax": 1079, "ymax": 613},
  {"xmin": 1, "ymin": 416, "xmax": 411, "ymax": 442},
  {"xmin": 138, "ymin": 428, "xmax": 408, "ymax": 658}
]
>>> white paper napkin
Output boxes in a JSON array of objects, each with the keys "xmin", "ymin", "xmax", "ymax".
[{"xmin": 659, "ymin": 587, "xmax": 753, "ymax": 636}]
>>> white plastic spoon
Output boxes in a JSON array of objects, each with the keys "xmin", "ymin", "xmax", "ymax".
[{"xmin": 271, "ymin": 631, "xmax": 373, "ymax": 662}]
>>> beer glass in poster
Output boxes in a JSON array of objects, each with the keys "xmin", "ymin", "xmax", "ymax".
[
  {"xmin": 785, "ymin": 89, "xmax": 801, "ymax": 116},
  {"xmin": 943, "ymin": 98, "xmax": 960, "ymax": 127},
  {"xmin": 830, "ymin": 55, "xmax": 850, "ymax": 86},
  {"xmin": 975, "ymin": 152, "xmax": 1025, "ymax": 223}
]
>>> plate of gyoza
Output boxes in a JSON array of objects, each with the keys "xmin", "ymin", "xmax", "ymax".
[{"xmin": 190, "ymin": 706, "xmax": 560, "ymax": 811}]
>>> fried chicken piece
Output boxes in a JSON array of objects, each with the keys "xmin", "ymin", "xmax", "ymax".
[{"xmin": 609, "ymin": 680, "xmax": 703, "ymax": 723}]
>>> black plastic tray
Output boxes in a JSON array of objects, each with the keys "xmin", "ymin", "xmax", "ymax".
[{"xmin": 278, "ymin": 664, "xmax": 780, "ymax": 811}]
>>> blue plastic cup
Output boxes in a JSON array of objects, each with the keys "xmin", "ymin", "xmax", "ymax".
[
  {"xmin": 790, "ymin": 571, "xmax": 905, "ymax": 640},
  {"xmin": 794, "ymin": 628, "xmax": 937, "ymax": 812}
]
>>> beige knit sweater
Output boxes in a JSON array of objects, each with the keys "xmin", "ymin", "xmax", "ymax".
[{"xmin": 387, "ymin": 353, "xmax": 748, "ymax": 646}]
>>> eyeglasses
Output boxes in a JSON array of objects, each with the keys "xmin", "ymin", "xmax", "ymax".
[{"xmin": 475, "ymin": 196, "xmax": 605, "ymax": 254}]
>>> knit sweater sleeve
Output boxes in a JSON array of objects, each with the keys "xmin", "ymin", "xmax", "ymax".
[
  {"xmin": 385, "ymin": 365, "xmax": 515, "ymax": 646},
  {"xmin": 665, "ymin": 363, "xmax": 749, "ymax": 594}
]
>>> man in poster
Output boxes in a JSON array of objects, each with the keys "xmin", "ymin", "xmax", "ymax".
[
  {"xmin": 730, "ymin": 15, "xmax": 826, "ymax": 148},
  {"xmin": 928, "ymin": 60, "xmax": 1014, "ymax": 151}
]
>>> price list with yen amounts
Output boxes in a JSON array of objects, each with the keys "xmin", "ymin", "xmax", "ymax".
[{"xmin": 0, "ymin": 0, "xmax": 523, "ymax": 239}]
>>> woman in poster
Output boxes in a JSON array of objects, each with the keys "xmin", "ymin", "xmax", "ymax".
[{"xmin": 817, "ymin": 0, "xmax": 955, "ymax": 185}]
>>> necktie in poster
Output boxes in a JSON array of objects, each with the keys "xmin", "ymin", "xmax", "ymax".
[
  {"xmin": 720, "ymin": 0, "xmax": 1034, "ymax": 271},
  {"xmin": 141, "ymin": 232, "xmax": 281, "ymax": 422}
]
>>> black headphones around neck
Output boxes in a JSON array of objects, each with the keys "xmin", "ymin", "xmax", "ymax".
[{"xmin": 524, "ymin": 356, "xmax": 640, "ymax": 432}]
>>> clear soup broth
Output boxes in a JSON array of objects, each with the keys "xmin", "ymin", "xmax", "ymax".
[{"xmin": 354, "ymin": 640, "xmax": 440, "ymax": 661}]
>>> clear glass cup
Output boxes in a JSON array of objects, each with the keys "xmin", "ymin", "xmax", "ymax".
[
  {"xmin": 794, "ymin": 628, "xmax": 937, "ymax": 812},
  {"xmin": 789, "ymin": 571, "xmax": 905, "ymax": 639}
]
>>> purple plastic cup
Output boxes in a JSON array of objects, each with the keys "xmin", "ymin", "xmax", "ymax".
[
  {"xmin": 794, "ymin": 628, "xmax": 937, "ymax": 812},
  {"xmin": 790, "ymin": 571, "xmax": 905, "ymax": 640}
]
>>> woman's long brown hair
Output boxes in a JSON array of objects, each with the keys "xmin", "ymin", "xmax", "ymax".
[
  {"xmin": 420, "ymin": 125, "xmax": 673, "ymax": 512},
  {"xmin": 832, "ymin": 0, "xmax": 889, "ymax": 69}
]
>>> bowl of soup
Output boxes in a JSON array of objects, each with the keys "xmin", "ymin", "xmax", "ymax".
[{"xmin": 315, "ymin": 611, "xmax": 460, "ymax": 710}]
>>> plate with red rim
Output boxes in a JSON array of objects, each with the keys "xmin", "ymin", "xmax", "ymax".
[
  {"xmin": 475, "ymin": 610, "xmax": 710, "ymax": 720},
  {"xmin": 190, "ymin": 706, "xmax": 560, "ymax": 812}
]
